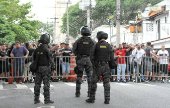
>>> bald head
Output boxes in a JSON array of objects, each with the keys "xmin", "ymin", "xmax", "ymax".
[{"xmin": 162, "ymin": 44, "xmax": 165, "ymax": 51}]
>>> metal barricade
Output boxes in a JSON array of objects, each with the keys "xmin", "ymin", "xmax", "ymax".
[
  {"xmin": 53, "ymin": 56, "xmax": 77, "ymax": 82},
  {"xmin": 0, "ymin": 57, "xmax": 25, "ymax": 83},
  {"xmin": 0, "ymin": 55, "xmax": 169, "ymax": 83},
  {"xmin": 111, "ymin": 56, "xmax": 170, "ymax": 83}
]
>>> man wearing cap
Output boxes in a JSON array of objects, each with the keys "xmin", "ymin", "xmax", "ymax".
[
  {"xmin": 141, "ymin": 44, "xmax": 145, "ymax": 50},
  {"xmin": 73, "ymin": 26, "xmax": 96, "ymax": 98},
  {"xmin": 59, "ymin": 43, "xmax": 74, "ymax": 82},
  {"xmin": 59, "ymin": 42, "xmax": 65, "ymax": 51}
]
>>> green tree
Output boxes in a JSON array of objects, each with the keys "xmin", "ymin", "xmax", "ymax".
[
  {"xmin": 61, "ymin": 0, "xmax": 163, "ymax": 38},
  {"xmin": 0, "ymin": 0, "xmax": 39, "ymax": 44},
  {"xmin": 37, "ymin": 22, "xmax": 54, "ymax": 43},
  {"xmin": 0, "ymin": 0, "xmax": 32, "ymax": 22},
  {"xmin": 0, "ymin": 16, "xmax": 15, "ymax": 44}
]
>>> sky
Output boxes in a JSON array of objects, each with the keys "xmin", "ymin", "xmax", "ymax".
[{"xmin": 19, "ymin": 0, "xmax": 80, "ymax": 23}]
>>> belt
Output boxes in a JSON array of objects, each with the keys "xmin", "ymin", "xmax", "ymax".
[
  {"xmin": 81, "ymin": 55, "xmax": 89, "ymax": 57},
  {"xmin": 96, "ymin": 61, "xmax": 108, "ymax": 64}
]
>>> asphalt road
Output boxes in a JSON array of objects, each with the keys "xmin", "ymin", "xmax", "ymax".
[{"xmin": 0, "ymin": 81, "xmax": 170, "ymax": 108}]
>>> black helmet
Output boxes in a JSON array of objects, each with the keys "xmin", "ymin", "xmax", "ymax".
[
  {"xmin": 80, "ymin": 26, "xmax": 91, "ymax": 36},
  {"xmin": 38, "ymin": 34, "xmax": 50, "ymax": 44},
  {"xmin": 96, "ymin": 31, "xmax": 108, "ymax": 40}
]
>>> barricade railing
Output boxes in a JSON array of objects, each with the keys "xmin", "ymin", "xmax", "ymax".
[
  {"xmin": 0, "ymin": 56, "xmax": 169, "ymax": 83},
  {"xmin": 111, "ymin": 56, "xmax": 170, "ymax": 83}
]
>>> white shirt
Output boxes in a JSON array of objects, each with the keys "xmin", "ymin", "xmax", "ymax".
[
  {"xmin": 157, "ymin": 50, "xmax": 169, "ymax": 64},
  {"xmin": 133, "ymin": 49, "xmax": 145, "ymax": 65}
]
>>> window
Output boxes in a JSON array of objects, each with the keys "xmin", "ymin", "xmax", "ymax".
[{"xmin": 146, "ymin": 23, "xmax": 153, "ymax": 31}]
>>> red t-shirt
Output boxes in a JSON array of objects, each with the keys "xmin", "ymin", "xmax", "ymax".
[{"xmin": 115, "ymin": 49, "xmax": 127, "ymax": 64}]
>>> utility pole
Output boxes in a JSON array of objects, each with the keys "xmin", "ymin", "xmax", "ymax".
[
  {"xmin": 66, "ymin": 1, "xmax": 69, "ymax": 43},
  {"xmin": 136, "ymin": 15, "xmax": 138, "ymax": 44},
  {"xmin": 116, "ymin": 0, "xmax": 121, "ymax": 47},
  {"xmin": 110, "ymin": 20, "xmax": 111, "ymax": 44},
  {"xmin": 54, "ymin": 0, "xmax": 57, "ymax": 44},
  {"xmin": 58, "ymin": 0, "xmax": 71, "ymax": 43},
  {"xmin": 87, "ymin": 0, "xmax": 91, "ymax": 27}
]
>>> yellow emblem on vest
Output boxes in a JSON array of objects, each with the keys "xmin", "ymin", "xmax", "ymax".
[
  {"xmin": 37, "ymin": 52, "xmax": 43, "ymax": 54},
  {"xmin": 100, "ymin": 46, "xmax": 106, "ymax": 48},
  {"xmin": 83, "ymin": 42, "xmax": 89, "ymax": 44}
]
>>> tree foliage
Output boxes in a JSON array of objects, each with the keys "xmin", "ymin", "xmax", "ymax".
[
  {"xmin": 61, "ymin": 0, "xmax": 164, "ymax": 38},
  {"xmin": 0, "ymin": 0, "xmax": 39, "ymax": 44},
  {"xmin": 37, "ymin": 22, "xmax": 54, "ymax": 43}
]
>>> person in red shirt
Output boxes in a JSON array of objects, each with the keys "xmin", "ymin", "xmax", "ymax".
[{"xmin": 115, "ymin": 44, "xmax": 131, "ymax": 83}]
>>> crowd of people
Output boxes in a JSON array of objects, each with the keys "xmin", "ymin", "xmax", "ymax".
[
  {"xmin": 0, "ymin": 41, "xmax": 75, "ymax": 83},
  {"xmin": 111, "ymin": 42, "xmax": 169, "ymax": 83},
  {"xmin": 0, "ymin": 40, "xmax": 169, "ymax": 83}
]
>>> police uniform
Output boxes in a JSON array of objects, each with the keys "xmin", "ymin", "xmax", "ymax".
[
  {"xmin": 73, "ymin": 26, "xmax": 96, "ymax": 97},
  {"xmin": 33, "ymin": 34, "xmax": 55, "ymax": 104},
  {"xmin": 86, "ymin": 31, "xmax": 114, "ymax": 104}
]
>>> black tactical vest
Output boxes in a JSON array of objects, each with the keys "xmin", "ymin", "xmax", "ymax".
[
  {"xmin": 77, "ymin": 37, "xmax": 93, "ymax": 55},
  {"xmin": 35, "ymin": 45, "xmax": 50, "ymax": 66},
  {"xmin": 95, "ymin": 41, "xmax": 110, "ymax": 62}
]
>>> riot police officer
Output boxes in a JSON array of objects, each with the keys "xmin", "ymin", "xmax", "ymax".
[
  {"xmin": 86, "ymin": 31, "xmax": 114, "ymax": 104},
  {"xmin": 73, "ymin": 26, "xmax": 96, "ymax": 97},
  {"xmin": 33, "ymin": 34, "xmax": 56, "ymax": 104}
]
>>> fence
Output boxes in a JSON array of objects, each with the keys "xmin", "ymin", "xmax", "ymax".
[{"xmin": 0, "ymin": 56, "xmax": 169, "ymax": 83}]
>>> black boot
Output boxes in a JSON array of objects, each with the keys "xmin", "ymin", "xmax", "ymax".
[
  {"xmin": 34, "ymin": 99, "xmax": 40, "ymax": 104},
  {"xmin": 86, "ymin": 97, "xmax": 95, "ymax": 103},
  {"xmin": 44, "ymin": 100, "xmax": 54, "ymax": 104},
  {"xmin": 104, "ymin": 99, "xmax": 110, "ymax": 104},
  {"xmin": 87, "ymin": 91, "xmax": 90, "ymax": 97},
  {"xmin": 34, "ymin": 95, "xmax": 40, "ymax": 104}
]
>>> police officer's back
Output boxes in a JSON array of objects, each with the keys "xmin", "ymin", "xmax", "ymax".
[
  {"xmin": 73, "ymin": 26, "xmax": 96, "ymax": 97},
  {"xmin": 86, "ymin": 31, "xmax": 114, "ymax": 104}
]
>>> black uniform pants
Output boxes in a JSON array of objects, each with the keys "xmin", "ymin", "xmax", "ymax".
[
  {"xmin": 34, "ymin": 66, "xmax": 51, "ymax": 101},
  {"xmin": 90, "ymin": 62, "xmax": 111, "ymax": 100},
  {"xmin": 76, "ymin": 57, "xmax": 93, "ymax": 94}
]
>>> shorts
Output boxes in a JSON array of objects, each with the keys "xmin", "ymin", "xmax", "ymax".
[
  {"xmin": 144, "ymin": 61, "xmax": 152, "ymax": 72},
  {"xmin": 160, "ymin": 64, "xmax": 168, "ymax": 74},
  {"xmin": 62, "ymin": 62, "xmax": 70, "ymax": 73},
  {"xmin": 152, "ymin": 64, "xmax": 159, "ymax": 73}
]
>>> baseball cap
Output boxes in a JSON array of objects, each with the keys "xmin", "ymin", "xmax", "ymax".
[
  {"xmin": 52, "ymin": 44, "xmax": 56, "ymax": 46},
  {"xmin": 60, "ymin": 42, "xmax": 65, "ymax": 45}
]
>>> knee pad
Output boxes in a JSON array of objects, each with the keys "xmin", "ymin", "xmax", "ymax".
[
  {"xmin": 43, "ymin": 84, "xmax": 49, "ymax": 91},
  {"xmin": 77, "ymin": 72, "xmax": 83, "ymax": 77},
  {"xmin": 104, "ymin": 82, "xmax": 110, "ymax": 89},
  {"xmin": 103, "ymin": 72, "xmax": 111, "ymax": 79},
  {"xmin": 76, "ymin": 77, "xmax": 82, "ymax": 84},
  {"xmin": 91, "ymin": 83, "xmax": 97, "ymax": 89},
  {"xmin": 34, "ymin": 85, "xmax": 41, "ymax": 90}
]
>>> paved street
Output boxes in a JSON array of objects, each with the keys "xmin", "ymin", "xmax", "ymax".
[{"xmin": 0, "ymin": 81, "xmax": 170, "ymax": 108}]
